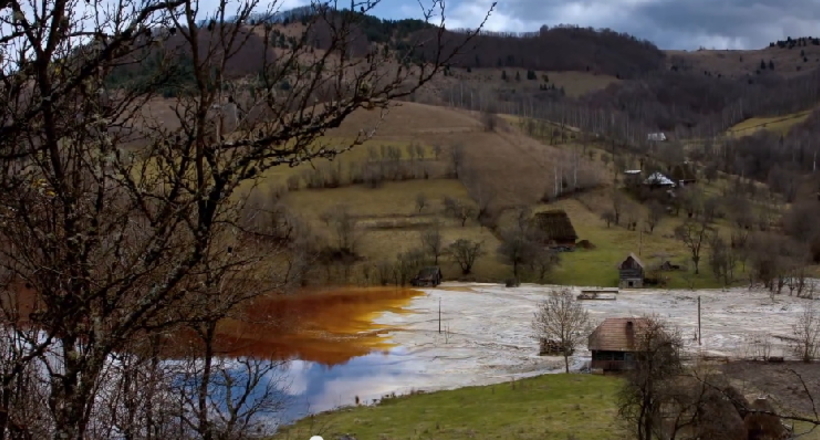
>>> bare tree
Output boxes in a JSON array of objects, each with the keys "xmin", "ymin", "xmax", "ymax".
[
  {"xmin": 792, "ymin": 303, "xmax": 820, "ymax": 363},
  {"xmin": 708, "ymin": 232, "xmax": 738, "ymax": 287},
  {"xmin": 679, "ymin": 186, "xmax": 705, "ymax": 219},
  {"xmin": 395, "ymin": 248, "xmax": 427, "ymax": 286},
  {"xmin": 675, "ymin": 218, "xmax": 713, "ymax": 274},
  {"xmin": 448, "ymin": 143, "xmax": 466, "ymax": 179},
  {"xmin": 415, "ymin": 192, "xmax": 428, "ymax": 213},
  {"xmin": 529, "ymin": 247, "xmax": 560, "ymax": 282},
  {"xmin": 617, "ymin": 316, "xmax": 684, "ymax": 440},
  {"xmin": 446, "ymin": 239, "xmax": 484, "ymax": 275},
  {"xmin": 612, "ymin": 190, "xmax": 625, "ymax": 226},
  {"xmin": 0, "ymin": 0, "xmax": 491, "ymax": 436},
  {"xmin": 497, "ymin": 227, "xmax": 539, "ymax": 281},
  {"xmin": 701, "ymin": 196, "xmax": 722, "ymax": 224},
  {"xmin": 624, "ymin": 201, "xmax": 641, "ymax": 231},
  {"xmin": 645, "ymin": 199, "xmax": 665, "ymax": 234},
  {"xmin": 320, "ymin": 204, "xmax": 360, "ymax": 255},
  {"xmin": 373, "ymin": 260, "xmax": 396, "ymax": 286},
  {"xmin": 531, "ymin": 288, "xmax": 592, "ymax": 372},
  {"xmin": 601, "ymin": 210, "xmax": 616, "ymax": 228},
  {"xmin": 725, "ymin": 195, "xmax": 755, "ymax": 230},
  {"xmin": 442, "ymin": 196, "xmax": 476, "ymax": 227},
  {"xmin": 432, "ymin": 144, "xmax": 443, "ymax": 161},
  {"xmin": 420, "ymin": 219, "xmax": 444, "ymax": 264}
]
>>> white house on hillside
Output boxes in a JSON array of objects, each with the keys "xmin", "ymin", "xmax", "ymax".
[{"xmin": 647, "ymin": 132, "xmax": 667, "ymax": 142}]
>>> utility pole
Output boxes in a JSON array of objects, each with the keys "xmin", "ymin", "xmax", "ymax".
[{"xmin": 698, "ymin": 295, "xmax": 702, "ymax": 346}]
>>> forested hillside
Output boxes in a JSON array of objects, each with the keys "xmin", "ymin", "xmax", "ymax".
[{"xmin": 99, "ymin": 7, "xmax": 820, "ymax": 181}]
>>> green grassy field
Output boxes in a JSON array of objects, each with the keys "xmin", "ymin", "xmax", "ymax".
[
  {"xmin": 526, "ymin": 196, "xmax": 747, "ymax": 289},
  {"xmin": 276, "ymin": 374, "xmax": 623, "ymax": 440},
  {"xmin": 726, "ymin": 107, "xmax": 815, "ymax": 138}
]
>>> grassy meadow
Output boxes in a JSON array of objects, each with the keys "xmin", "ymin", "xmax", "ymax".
[
  {"xmin": 532, "ymin": 197, "xmax": 749, "ymax": 289},
  {"xmin": 725, "ymin": 107, "xmax": 815, "ymax": 138},
  {"xmin": 275, "ymin": 374, "xmax": 623, "ymax": 440}
]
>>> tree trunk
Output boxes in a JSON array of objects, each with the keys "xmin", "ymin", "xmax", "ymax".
[
  {"xmin": 197, "ymin": 323, "xmax": 217, "ymax": 440},
  {"xmin": 563, "ymin": 354, "xmax": 570, "ymax": 373},
  {"xmin": 52, "ymin": 336, "xmax": 93, "ymax": 440}
]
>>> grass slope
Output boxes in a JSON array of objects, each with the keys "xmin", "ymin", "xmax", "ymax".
[
  {"xmin": 231, "ymin": 102, "xmax": 768, "ymax": 287},
  {"xmin": 539, "ymin": 197, "xmax": 742, "ymax": 289},
  {"xmin": 276, "ymin": 374, "xmax": 622, "ymax": 440},
  {"xmin": 283, "ymin": 181, "xmax": 508, "ymax": 282},
  {"xmin": 436, "ymin": 68, "xmax": 620, "ymax": 98},
  {"xmin": 665, "ymin": 45, "xmax": 820, "ymax": 79},
  {"xmin": 726, "ymin": 107, "xmax": 815, "ymax": 137}
]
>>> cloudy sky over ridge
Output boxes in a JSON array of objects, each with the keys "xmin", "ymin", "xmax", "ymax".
[{"xmin": 369, "ymin": 0, "xmax": 820, "ymax": 50}]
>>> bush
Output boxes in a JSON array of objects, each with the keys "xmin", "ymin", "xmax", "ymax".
[{"xmin": 505, "ymin": 278, "xmax": 520, "ymax": 288}]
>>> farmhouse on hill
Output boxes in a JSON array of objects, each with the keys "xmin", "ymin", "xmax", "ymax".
[
  {"xmin": 532, "ymin": 210, "xmax": 578, "ymax": 249},
  {"xmin": 588, "ymin": 317, "xmax": 651, "ymax": 371},
  {"xmin": 618, "ymin": 253, "xmax": 645, "ymax": 288},
  {"xmin": 647, "ymin": 132, "xmax": 667, "ymax": 142},
  {"xmin": 643, "ymin": 171, "xmax": 676, "ymax": 189}
]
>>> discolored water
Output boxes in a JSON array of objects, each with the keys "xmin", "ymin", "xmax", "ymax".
[
  {"xmin": 214, "ymin": 287, "xmax": 429, "ymax": 422},
  {"xmin": 216, "ymin": 287, "xmax": 424, "ymax": 364}
]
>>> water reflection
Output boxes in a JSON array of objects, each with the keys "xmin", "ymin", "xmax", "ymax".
[
  {"xmin": 211, "ymin": 287, "xmax": 429, "ymax": 425},
  {"xmin": 279, "ymin": 346, "xmax": 427, "ymax": 423}
]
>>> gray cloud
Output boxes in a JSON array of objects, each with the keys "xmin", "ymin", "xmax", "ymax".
[{"xmin": 444, "ymin": 0, "xmax": 820, "ymax": 49}]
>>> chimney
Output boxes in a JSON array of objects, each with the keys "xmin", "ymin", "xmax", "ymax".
[{"xmin": 626, "ymin": 320, "xmax": 635, "ymax": 347}]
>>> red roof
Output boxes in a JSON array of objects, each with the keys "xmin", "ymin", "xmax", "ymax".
[{"xmin": 588, "ymin": 317, "xmax": 651, "ymax": 352}]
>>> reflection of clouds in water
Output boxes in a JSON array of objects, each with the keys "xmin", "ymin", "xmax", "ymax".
[
  {"xmin": 282, "ymin": 360, "xmax": 310, "ymax": 396},
  {"xmin": 273, "ymin": 346, "xmax": 429, "ymax": 423}
]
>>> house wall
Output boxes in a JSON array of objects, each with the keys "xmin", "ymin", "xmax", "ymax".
[
  {"xmin": 620, "ymin": 278, "xmax": 644, "ymax": 288},
  {"xmin": 590, "ymin": 350, "xmax": 636, "ymax": 371}
]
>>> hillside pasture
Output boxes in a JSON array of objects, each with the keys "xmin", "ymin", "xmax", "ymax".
[
  {"xmin": 281, "ymin": 180, "xmax": 508, "ymax": 283},
  {"xmin": 436, "ymin": 67, "xmax": 620, "ymax": 98},
  {"xmin": 666, "ymin": 44, "xmax": 820, "ymax": 78},
  {"xmin": 725, "ymin": 107, "xmax": 815, "ymax": 138}
]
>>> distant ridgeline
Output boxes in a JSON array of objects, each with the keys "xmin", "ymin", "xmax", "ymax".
[
  {"xmin": 768, "ymin": 36, "xmax": 820, "ymax": 49},
  {"xmin": 99, "ymin": 5, "xmax": 667, "ymax": 96}
]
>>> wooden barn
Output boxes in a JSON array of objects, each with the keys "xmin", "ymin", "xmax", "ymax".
[
  {"xmin": 588, "ymin": 317, "xmax": 651, "ymax": 371},
  {"xmin": 531, "ymin": 210, "xmax": 578, "ymax": 249},
  {"xmin": 411, "ymin": 266, "xmax": 443, "ymax": 287},
  {"xmin": 618, "ymin": 253, "xmax": 645, "ymax": 288}
]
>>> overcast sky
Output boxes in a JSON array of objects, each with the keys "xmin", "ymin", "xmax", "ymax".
[
  {"xmin": 367, "ymin": 0, "xmax": 820, "ymax": 50},
  {"xmin": 15, "ymin": 0, "xmax": 811, "ymax": 51}
]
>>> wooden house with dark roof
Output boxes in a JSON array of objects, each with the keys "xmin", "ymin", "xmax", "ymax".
[
  {"xmin": 531, "ymin": 210, "xmax": 578, "ymax": 249},
  {"xmin": 411, "ymin": 266, "xmax": 443, "ymax": 287},
  {"xmin": 588, "ymin": 317, "xmax": 651, "ymax": 371},
  {"xmin": 618, "ymin": 253, "xmax": 645, "ymax": 288}
]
